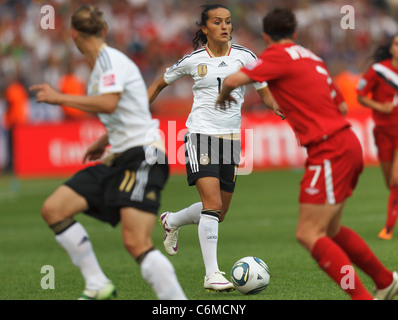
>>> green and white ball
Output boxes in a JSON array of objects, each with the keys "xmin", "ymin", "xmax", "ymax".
[{"xmin": 230, "ymin": 256, "xmax": 270, "ymax": 294}]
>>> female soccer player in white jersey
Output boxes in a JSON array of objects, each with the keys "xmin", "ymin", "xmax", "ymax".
[
  {"xmin": 30, "ymin": 5, "xmax": 186, "ymax": 300},
  {"xmin": 148, "ymin": 4, "xmax": 278, "ymax": 292}
]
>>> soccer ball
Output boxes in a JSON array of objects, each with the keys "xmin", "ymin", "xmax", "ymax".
[{"xmin": 230, "ymin": 256, "xmax": 270, "ymax": 294}]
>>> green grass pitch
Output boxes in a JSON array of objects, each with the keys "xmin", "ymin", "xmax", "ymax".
[{"xmin": 0, "ymin": 166, "xmax": 397, "ymax": 300}]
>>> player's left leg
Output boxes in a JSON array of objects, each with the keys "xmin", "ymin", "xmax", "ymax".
[
  {"xmin": 161, "ymin": 189, "xmax": 234, "ymax": 256},
  {"xmin": 296, "ymin": 202, "xmax": 373, "ymax": 300},
  {"xmin": 121, "ymin": 207, "xmax": 187, "ymax": 300},
  {"xmin": 219, "ymin": 190, "xmax": 233, "ymax": 222},
  {"xmin": 42, "ymin": 184, "xmax": 114, "ymax": 300},
  {"xmin": 196, "ymin": 177, "xmax": 234, "ymax": 292},
  {"xmin": 382, "ymin": 150, "xmax": 398, "ymax": 238}
]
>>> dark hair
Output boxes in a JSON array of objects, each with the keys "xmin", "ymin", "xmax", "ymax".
[
  {"xmin": 262, "ymin": 7, "xmax": 297, "ymax": 41},
  {"xmin": 192, "ymin": 4, "xmax": 231, "ymax": 50},
  {"xmin": 373, "ymin": 33, "xmax": 398, "ymax": 62},
  {"xmin": 71, "ymin": 5, "xmax": 108, "ymax": 37}
]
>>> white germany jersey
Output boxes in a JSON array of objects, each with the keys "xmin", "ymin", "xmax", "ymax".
[
  {"xmin": 87, "ymin": 45, "xmax": 160, "ymax": 153},
  {"xmin": 164, "ymin": 42, "xmax": 267, "ymax": 134}
]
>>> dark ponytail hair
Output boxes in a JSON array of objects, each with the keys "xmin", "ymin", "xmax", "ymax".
[
  {"xmin": 192, "ymin": 4, "xmax": 230, "ymax": 50},
  {"xmin": 373, "ymin": 33, "xmax": 398, "ymax": 62}
]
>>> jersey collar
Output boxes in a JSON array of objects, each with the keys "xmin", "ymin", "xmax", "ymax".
[{"xmin": 205, "ymin": 41, "xmax": 232, "ymax": 58}]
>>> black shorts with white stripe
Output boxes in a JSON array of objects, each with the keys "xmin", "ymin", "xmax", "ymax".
[
  {"xmin": 64, "ymin": 146, "xmax": 169, "ymax": 227},
  {"xmin": 184, "ymin": 132, "xmax": 240, "ymax": 193}
]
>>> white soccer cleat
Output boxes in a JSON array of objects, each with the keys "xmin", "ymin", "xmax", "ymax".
[
  {"xmin": 374, "ymin": 271, "xmax": 398, "ymax": 300},
  {"xmin": 160, "ymin": 212, "xmax": 179, "ymax": 256},
  {"xmin": 204, "ymin": 271, "xmax": 235, "ymax": 292},
  {"xmin": 78, "ymin": 281, "xmax": 117, "ymax": 300}
]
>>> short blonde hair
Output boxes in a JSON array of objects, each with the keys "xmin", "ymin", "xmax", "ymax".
[{"xmin": 71, "ymin": 5, "xmax": 108, "ymax": 37}]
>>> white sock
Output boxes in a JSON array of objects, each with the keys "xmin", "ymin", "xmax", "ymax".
[
  {"xmin": 198, "ymin": 214, "xmax": 219, "ymax": 277},
  {"xmin": 167, "ymin": 202, "xmax": 202, "ymax": 228},
  {"xmin": 55, "ymin": 222, "xmax": 109, "ymax": 290},
  {"xmin": 140, "ymin": 249, "xmax": 187, "ymax": 300}
]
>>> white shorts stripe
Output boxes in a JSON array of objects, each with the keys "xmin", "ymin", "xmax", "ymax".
[
  {"xmin": 130, "ymin": 161, "xmax": 150, "ymax": 202},
  {"xmin": 186, "ymin": 135, "xmax": 199, "ymax": 173},
  {"xmin": 323, "ymin": 159, "xmax": 335, "ymax": 205},
  {"xmin": 192, "ymin": 144, "xmax": 199, "ymax": 173}
]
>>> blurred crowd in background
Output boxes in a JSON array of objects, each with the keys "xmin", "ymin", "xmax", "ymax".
[{"xmin": 1, "ymin": 0, "xmax": 398, "ymax": 169}]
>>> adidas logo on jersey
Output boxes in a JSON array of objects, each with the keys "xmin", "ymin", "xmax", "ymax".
[{"xmin": 218, "ymin": 61, "xmax": 228, "ymax": 67}]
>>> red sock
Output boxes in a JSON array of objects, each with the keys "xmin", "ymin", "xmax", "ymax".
[
  {"xmin": 386, "ymin": 186, "xmax": 398, "ymax": 231},
  {"xmin": 333, "ymin": 226, "xmax": 393, "ymax": 290},
  {"xmin": 311, "ymin": 236, "xmax": 373, "ymax": 300}
]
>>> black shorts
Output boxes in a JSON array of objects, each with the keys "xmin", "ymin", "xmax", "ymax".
[
  {"xmin": 64, "ymin": 146, "xmax": 169, "ymax": 227},
  {"xmin": 184, "ymin": 133, "xmax": 240, "ymax": 193}
]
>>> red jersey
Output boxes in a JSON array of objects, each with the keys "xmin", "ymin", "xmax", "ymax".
[
  {"xmin": 356, "ymin": 59, "xmax": 398, "ymax": 127},
  {"xmin": 241, "ymin": 43, "xmax": 349, "ymax": 146}
]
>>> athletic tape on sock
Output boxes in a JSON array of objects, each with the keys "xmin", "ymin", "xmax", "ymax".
[
  {"xmin": 135, "ymin": 246, "xmax": 156, "ymax": 265},
  {"xmin": 201, "ymin": 209, "xmax": 221, "ymax": 220},
  {"xmin": 50, "ymin": 217, "xmax": 76, "ymax": 235}
]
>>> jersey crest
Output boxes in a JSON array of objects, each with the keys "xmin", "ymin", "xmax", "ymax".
[{"xmin": 198, "ymin": 64, "xmax": 207, "ymax": 77}]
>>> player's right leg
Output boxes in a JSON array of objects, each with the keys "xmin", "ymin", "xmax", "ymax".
[
  {"xmin": 121, "ymin": 207, "xmax": 187, "ymax": 300},
  {"xmin": 375, "ymin": 128, "xmax": 398, "ymax": 239},
  {"xmin": 160, "ymin": 202, "xmax": 202, "ymax": 256},
  {"xmin": 378, "ymin": 161, "xmax": 394, "ymax": 239},
  {"xmin": 382, "ymin": 150, "xmax": 398, "ymax": 239},
  {"xmin": 41, "ymin": 178, "xmax": 115, "ymax": 300}
]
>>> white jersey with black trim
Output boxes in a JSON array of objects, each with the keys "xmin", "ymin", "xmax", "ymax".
[
  {"xmin": 164, "ymin": 42, "xmax": 268, "ymax": 134},
  {"xmin": 87, "ymin": 45, "xmax": 160, "ymax": 153}
]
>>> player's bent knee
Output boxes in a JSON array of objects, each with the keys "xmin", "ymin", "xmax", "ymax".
[
  {"xmin": 41, "ymin": 199, "xmax": 57, "ymax": 223},
  {"xmin": 123, "ymin": 236, "xmax": 153, "ymax": 259},
  {"xmin": 41, "ymin": 198, "xmax": 73, "ymax": 225},
  {"xmin": 295, "ymin": 229, "xmax": 313, "ymax": 251}
]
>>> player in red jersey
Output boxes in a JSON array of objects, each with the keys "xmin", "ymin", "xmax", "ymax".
[
  {"xmin": 357, "ymin": 34, "xmax": 398, "ymax": 240},
  {"xmin": 217, "ymin": 7, "xmax": 398, "ymax": 300}
]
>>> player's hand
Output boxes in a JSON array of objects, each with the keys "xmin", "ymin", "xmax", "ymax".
[
  {"xmin": 29, "ymin": 83, "xmax": 62, "ymax": 105},
  {"xmin": 82, "ymin": 141, "xmax": 106, "ymax": 164},
  {"xmin": 216, "ymin": 94, "xmax": 237, "ymax": 110},
  {"xmin": 273, "ymin": 104, "xmax": 285, "ymax": 120}
]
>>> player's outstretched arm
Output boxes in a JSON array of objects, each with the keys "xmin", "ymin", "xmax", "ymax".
[
  {"xmin": 217, "ymin": 71, "xmax": 252, "ymax": 110},
  {"xmin": 147, "ymin": 77, "xmax": 169, "ymax": 104},
  {"xmin": 357, "ymin": 94, "xmax": 395, "ymax": 114},
  {"xmin": 30, "ymin": 83, "xmax": 120, "ymax": 114},
  {"xmin": 256, "ymin": 86, "xmax": 285, "ymax": 119}
]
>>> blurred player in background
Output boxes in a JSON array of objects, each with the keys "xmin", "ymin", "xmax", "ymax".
[
  {"xmin": 58, "ymin": 57, "xmax": 91, "ymax": 121},
  {"xmin": 3, "ymin": 73, "xmax": 29, "ymax": 172},
  {"xmin": 217, "ymin": 7, "xmax": 398, "ymax": 300},
  {"xmin": 357, "ymin": 34, "xmax": 398, "ymax": 240},
  {"xmin": 30, "ymin": 5, "xmax": 186, "ymax": 300},
  {"xmin": 147, "ymin": 4, "xmax": 277, "ymax": 292}
]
